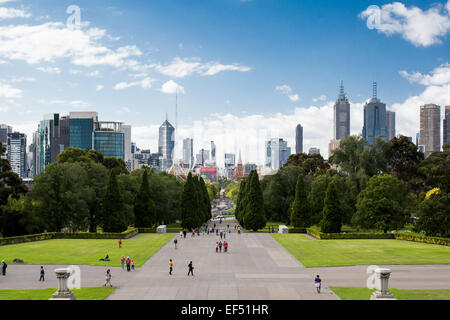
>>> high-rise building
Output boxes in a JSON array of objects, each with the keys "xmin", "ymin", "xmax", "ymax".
[
  {"xmin": 94, "ymin": 122, "xmax": 124, "ymax": 159},
  {"xmin": 121, "ymin": 125, "xmax": 132, "ymax": 162},
  {"xmin": 308, "ymin": 147, "xmax": 320, "ymax": 155},
  {"xmin": 0, "ymin": 124, "xmax": 12, "ymax": 148},
  {"xmin": 183, "ymin": 138, "xmax": 194, "ymax": 168},
  {"xmin": 7, "ymin": 132, "xmax": 27, "ymax": 178},
  {"xmin": 211, "ymin": 141, "xmax": 216, "ymax": 163},
  {"xmin": 328, "ymin": 140, "xmax": 341, "ymax": 158},
  {"xmin": 419, "ymin": 104, "xmax": 441, "ymax": 157},
  {"xmin": 444, "ymin": 106, "xmax": 450, "ymax": 151},
  {"xmin": 334, "ymin": 81, "xmax": 350, "ymax": 140},
  {"xmin": 265, "ymin": 138, "xmax": 291, "ymax": 170},
  {"xmin": 158, "ymin": 119, "xmax": 175, "ymax": 170},
  {"xmin": 244, "ymin": 163, "xmax": 257, "ymax": 175},
  {"xmin": 224, "ymin": 153, "xmax": 236, "ymax": 168},
  {"xmin": 362, "ymin": 82, "xmax": 387, "ymax": 145},
  {"xmin": 196, "ymin": 149, "xmax": 209, "ymax": 167},
  {"xmin": 295, "ymin": 124, "xmax": 303, "ymax": 154},
  {"xmin": 386, "ymin": 111, "xmax": 396, "ymax": 141},
  {"xmin": 69, "ymin": 112, "xmax": 98, "ymax": 150}
]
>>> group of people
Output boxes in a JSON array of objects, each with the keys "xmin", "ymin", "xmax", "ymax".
[
  {"xmin": 120, "ymin": 256, "xmax": 135, "ymax": 271},
  {"xmin": 215, "ymin": 241, "xmax": 229, "ymax": 253}
]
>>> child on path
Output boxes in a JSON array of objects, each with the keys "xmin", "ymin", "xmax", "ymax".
[
  {"xmin": 224, "ymin": 241, "xmax": 228, "ymax": 253},
  {"xmin": 187, "ymin": 261, "xmax": 194, "ymax": 276},
  {"xmin": 219, "ymin": 241, "xmax": 223, "ymax": 253},
  {"xmin": 126, "ymin": 257, "xmax": 131, "ymax": 272},
  {"xmin": 104, "ymin": 269, "xmax": 112, "ymax": 287},
  {"xmin": 120, "ymin": 256, "xmax": 125, "ymax": 270},
  {"xmin": 131, "ymin": 260, "xmax": 135, "ymax": 271},
  {"xmin": 315, "ymin": 275, "xmax": 322, "ymax": 293},
  {"xmin": 216, "ymin": 242, "xmax": 219, "ymax": 253},
  {"xmin": 39, "ymin": 266, "xmax": 45, "ymax": 281},
  {"xmin": 169, "ymin": 259, "xmax": 173, "ymax": 275},
  {"xmin": 174, "ymin": 238, "xmax": 178, "ymax": 249}
]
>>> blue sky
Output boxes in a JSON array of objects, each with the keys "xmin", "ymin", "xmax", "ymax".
[{"xmin": 1, "ymin": 0, "xmax": 450, "ymax": 165}]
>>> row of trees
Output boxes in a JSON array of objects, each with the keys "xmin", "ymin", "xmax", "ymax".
[
  {"xmin": 235, "ymin": 170, "xmax": 266, "ymax": 231},
  {"xmin": 180, "ymin": 172, "xmax": 212, "ymax": 230},
  {"xmin": 0, "ymin": 147, "xmax": 183, "ymax": 236},
  {"xmin": 260, "ymin": 135, "xmax": 449, "ymax": 236}
]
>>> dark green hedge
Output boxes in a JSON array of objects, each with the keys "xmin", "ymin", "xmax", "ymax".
[
  {"xmin": 138, "ymin": 227, "xmax": 182, "ymax": 233},
  {"xmin": 138, "ymin": 228, "xmax": 157, "ymax": 233},
  {"xmin": 306, "ymin": 228, "xmax": 395, "ymax": 239},
  {"xmin": 289, "ymin": 227, "xmax": 306, "ymax": 233},
  {"xmin": 394, "ymin": 233, "xmax": 450, "ymax": 246},
  {"xmin": 0, "ymin": 228, "xmax": 138, "ymax": 246},
  {"xmin": 306, "ymin": 228, "xmax": 321, "ymax": 239},
  {"xmin": 0, "ymin": 233, "xmax": 55, "ymax": 246}
]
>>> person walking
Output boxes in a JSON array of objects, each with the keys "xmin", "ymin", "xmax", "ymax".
[
  {"xmin": 220, "ymin": 231, "xmax": 223, "ymax": 239},
  {"xmin": 39, "ymin": 266, "xmax": 45, "ymax": 281},
  {"xmin": 104, "ymin": 269, "xmax": 112, "ymax": 287},
  {"xmin": 187, "ymin": 261, "xmax": 194, "ymax": 276},
  {"xmin": 237, "ymin": 226, "xmax": 241, "ymax": 234},
  {"xmin": 1, "ymin": 260, "xmax": 7, "ymax": 276},
  {"xmin": 118, "ymin": 239, "xmax": 122, "ymax": 248},
  {"xmin": 126, "ymin": 257, "xmax": 131, "ymax": 272},
  {"xmin": 219, "ymin": 241, "xmax": 223, "ymax": 253},
  {"xmin": 183, "ymin": 230, "xmax": 187, "ymax": 238},
  {"xmin": 224, "ymin": 241, "xmax": 228, "ymax": 253},
  {"xmin": 131, "ymin": 260, "xmax": 135, "ymax": 271},
  {"xmin": 224, "ymin": 232, "xmax": 226, "ymax": 239},
  {"xmin": 174, "ymin": 238, "xmax": 178, "ymax": 249},
  {"xmin": 120, "ymin": 256, "xmax": 125, "ymax": 270},
  {"xmin": 315, "ymin": 275, "xmax": 322, "ymax": 293},
  {"xmin": 272, "ymin": 225, "xmax": 275, "ymax": 233},
  {"xmin": 169, "ymin": 259, "xmax": 173, "ymax": 275},
  {"xmin": 215, "ymin": 242, "xmax": 219, "ymax": 253}
]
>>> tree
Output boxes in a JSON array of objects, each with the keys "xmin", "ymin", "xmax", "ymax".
[
  {"xmin": 235, "ymin": 177, "xmax": 249, "ymax": 225},
  {"xmin": 308, "ymin": 174, "xmax": 331, "ymax": 225},
  {"xmin": 383, "ymin": 135, "xmax": 424, "ymax": 192},
  {"xmin": 418, "ymin": 151, "xmax": 450, "ymax": 193},
  {"xmin": 243, "ymin": 171, "xmax": 266, "ymax": 231},
  {"xmin": 103, "ymin": 157, "xmax": 128, "ymax": 175},
  {"xmin": 134, "ymin": 169, "xmax": 156, "ymax": 228},
  {"xmin": 180, "ymin": 173, "xmax": 202, "ymax": 230},
  {"xmin": 320, "ymin": 181, "xmax": 343, "ymax": 233},
  {"xmin": 57, "ymin": 148, "xmax": 104, "ymax": 164},
  {"xmin": 199, "ymin": 177, "xmax": 212, "ymax": 223},
  {"xmin": 414, "ymin": 190, "xmax": 449, "ymax": 237},
  {"xmin": 102, "ymin": 170, "xmax": 127, "ymax": 232},
  {"xmin": 83, "ymin": 162, "xmax": 108, "ymax": 232},
  {"xmin": 290, "ymin": 174, "xmax": 310, "ymax": 227},
  {"xmin": 284, "ymin": 153, "xmax": 329, "ymax": 175},
  {"xmin": 353, "ymin": 174, "xmax": 408, "ymax": 233},
  {"xmin": 443, "ymin": 142, "xmax": 450, "ymax": 152}
]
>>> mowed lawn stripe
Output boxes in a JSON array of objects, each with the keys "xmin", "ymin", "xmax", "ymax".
[
  {"xmin": 0, "ymin": 287, "xmax": 115, "ymax": 300},
  {"xmin": 0, "ymin": 234, "xmax": 174, "ymax": 267},
  {"xmin": 271, "ymin": 234, "xmax": 450, "ymax": 267}
]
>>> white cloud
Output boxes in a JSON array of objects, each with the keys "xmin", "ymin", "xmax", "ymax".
[
  {"xmin": 0, "ymin": 22, "xmax": 142, "ymax": 68},
  {"xmin": 312, "ymin": 95, "xmax": 327, "ymax": 102},
  {"xmin": 155, "ymin": 57, "xmax": 251, "ymax": 78},
  {"xmin": 87, "ymin": 70, "xmax": 100, "ymax": 77},
  {"xmin": 360, "ymin": 1, "xmax": 450, "ymax": 47},
  {"xmin": 36, "ymin": 66, "xmax": 61, "ymax": 74},
  {"xmin": 96, "ymin": 84, "xmax": 104, "ymax": 91},
  {"xmin": 276, "ymin": 84, "xmax": 299, "ymax": 102},
  {"xmin": 160, "ymin": 80, "xmax": 185, "ymax": 94},
  {"xmin": 0, "ymin": 7, "xmax": 31, "ymax": 19},
  {"xmin": 400, "ymin": 63, "xmax": 450, "ymax": 86},
  {"xmin": 113, "ymin": 77, "xmax": 153, "ymax": 90},
  {"xmin": 288, "ymin": 94, "xmax": 299, "ymax": 102},
  {"xmin": 0, "ymin": 83, "xmax": 22, "ymax": 98},
  {"xmin": 0, "ymin": 105, "xmax": 8, "ymax": 112}
]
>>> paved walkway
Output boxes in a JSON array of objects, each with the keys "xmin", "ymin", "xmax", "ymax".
[{"xmin": 107, "ymin": 219, "xmax": 338, "ymax": 300}]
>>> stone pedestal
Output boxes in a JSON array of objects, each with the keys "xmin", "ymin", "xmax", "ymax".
[
  {"xmin": 278, "ymin": 225, "xmax": 289, "ymax": 234},
  {"xmin": 49, "ymin": 268, "xmax": 76, "ymax": 300},
  {"xmin": 370, "ymin": 268, "xmax": 395, "ymax": 300},
  {"xmin": 157, "ymin": 225, "xmax": 167, "ymax": 233}
]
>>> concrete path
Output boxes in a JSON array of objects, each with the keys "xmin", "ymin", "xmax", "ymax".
[{"xmin": 107, "ymin": 219, "xmax": 338, "ymax": 300}]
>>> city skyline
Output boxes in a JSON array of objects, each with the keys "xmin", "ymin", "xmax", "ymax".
[{"xmin": 1, "ymin": 0, "xmax": 450, "ymax": 166}]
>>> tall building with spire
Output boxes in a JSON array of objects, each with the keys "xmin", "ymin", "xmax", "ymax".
[
  {"xmin": 362, "ymin": 82, "xmax": 387, "ymax": 145},
  {"xmin": 334, "ymin": 81, "xmax": 350, "ymax": 140},
  {"xmin": 158, "ymin": 117, "xmax": 175, "ymax": 170},
  {"xmin": 234, "ymin": 151, "xmax": 245, "ymax": 180}
]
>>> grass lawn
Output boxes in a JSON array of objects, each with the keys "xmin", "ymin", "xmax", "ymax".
[
  {"xmin": 0, "ymin": 233, "xmax": 173, "ymax": 267},
  {"xmin": 0, "ymin": 287, "xmax": 115, "ymax": 300},
  {"xmin": 330, "ymin": 287, "xmax": 450, "ymax": 300},
  {"xmin": 271, "ymin": 234, "xmax": 450, "ymax": 267}
]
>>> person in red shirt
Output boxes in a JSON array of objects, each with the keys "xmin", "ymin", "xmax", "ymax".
[{"xmin": 119, "ymin": 239, "xmax": 122, "ymax": 249}]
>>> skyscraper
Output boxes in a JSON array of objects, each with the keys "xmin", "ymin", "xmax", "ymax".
[
  {"xmin": 121, "ymin": 125, "xmax": 132, "ymax": 162},
  {"xmin": 69, "ymin": 112, "xmax": 98, "ymax": 150},
  {"xmin": 386, "ymin": 110, "xmax": 396, "ymax": 141},
  {"xmin": 196, "ymin": 149, "xmax": 209, "ymax": 167},
  {"xmin": 0, "ymin": 124, "xmax": 12, "ymax": 148},
  {"xmin": 419, "ymin": 104, "xmax": 441, "ymax": 157},
  {"xmin": 362, "ymin": 82, "xmax": 387, "ymax": 145},
  {"xmin": 444, "ymin": 106, "xmax": 450, "ymax": 151},
  {"xmin": 334, "ymin": 81, "xmax": 350, "ymax": 140},
  {"xmin": 295, "ymin": 124, "xmax": 303, "ymax": 153},
  {"xmin": 183, "ymin": 138, "xmax": 194, "ymax": 168},
  {"xmin": 211, "ymin": 141, "xmax": 216, "ymax": 163},
  {"xmin": 224, "ymin": 153, "xmax": 236, "ymax": 168},
  {"xmin": 158, "ymin": 119, "xmax": 175, "ymax": 170},
  {"xmin": 94, "ymin": 122, "xmax": 125, "ymax": 159},
  {"xmin": 7, "ymin": 132, "xmax": 27, "ymax": 178},
  {"xmin": 265, "ymin": 138, "xmax": 291, "ymax": 170},
  {"xmin": 308, "ymin": 147, "xmax": 320, "ymax": 155}
]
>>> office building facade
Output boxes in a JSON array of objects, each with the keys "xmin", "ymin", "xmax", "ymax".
[
  {"xmin": 386, "ymin": 111, "xmax": 396, "ymax": 141},
  {"xmin": 419, "ymin": 104, "xmax": 441, "ymax": 157},
  {"xmin": 362, "ymin": 82, "xmax": 387, "ymax": 145},
  {"xmin": 94, "ymin": 122, "xmax": 124, "ymax": 159},
  {"xmin": 158, "ymin": 120, "xmax": 175, "ymax": 170},
  {"xmin": 334, "ymin": 82, "xmax": 350, "ymax": 140},
  {"xmin": 7, "ymin": 132, "xmax": 27, "ymax": 178},
  {"xmin": 265, "ymin": 138, "xmax": 291, "ymax": 170},
  {"xmin": 0, "ymin": 124, "xmax": 12, "ymax": 148},
  {"xmin": 308, "ymin": 147, "xmax": 320, "ymax": 155},
  {"xmin": 69, "ymin": 112, "xmax": 98, "ymax": 150},
  {"xmin": 183, "ymin": 138, "xmax": 194, "ymax": 168}
]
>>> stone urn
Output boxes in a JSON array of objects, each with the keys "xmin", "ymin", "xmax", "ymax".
[
  {"xmin": 370, "ymin": 268, "xmax": 395, "ymax": 300},
  {"xmin": 49, "ymin": 268, "xmax": 76, "ymax": 300}
]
